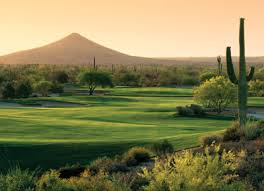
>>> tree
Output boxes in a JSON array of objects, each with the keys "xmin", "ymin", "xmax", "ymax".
[
  {"xmin": 53, "ymin": 71, "xmax": 69, "ymax": 84},
  {"xmin": 34, "ymin": 81, "xmax": 52, "ymax": 96},
  {"xmin": 79, "ymin": 71, "xmax": 113, "ymax": 95},
  {"xmin": 194, "ymin": 76, "xmax": 236, "ymax": 113},
  {"xmin": 1, "ymin": 82, "xmax": 15, "ymax": 99},
  {"xmin": 16, "ymin": 81, "xmax": 33, "ymax": 98},
  {"xmin": 226, "ymin": 18, "xmax": 255, "ymax": 126},
  {"xmin": 199, "ymin": 72, "xmax": 217, "ymax": 83},
  {"xmin": 249, "ymin": 80, "xmax": 264, "ymax": 97}
]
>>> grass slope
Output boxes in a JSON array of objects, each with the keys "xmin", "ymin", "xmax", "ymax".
[{"xmin": 0, "ymin": 87, "xmax": 261, "ymax": 170}]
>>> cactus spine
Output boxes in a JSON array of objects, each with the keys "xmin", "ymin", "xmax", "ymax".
[
  {"xmin": 217, "ymin": 56, "xmax": 223, "ymax": 75},
  {"xmin": 226, "ymin": 18, "xmax": 255, "ymax": 127}
]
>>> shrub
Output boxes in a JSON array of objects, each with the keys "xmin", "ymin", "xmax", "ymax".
[
  {"xmin": 223, "ymin": 122, "xmax": 241, "ymax": 142},
  {"xmin": 122, "ymin": 147, "xmax": 152, "ymax": 166},
  {"xmin": 141, "ymin": 146, "xmax": 247, "ymax": 191},
  {"xmin": 1, "ymin": 82, "xmax": 15, "ymax": 99},
  {"xmin": 248, "ymin": 80, "xmax": 264, "ymax": 96},
  {"xmin": 34, "ymin": 80, "xmax": 52, "ymax": 96},
  {"xmin": 194, "ymin": 76, "xmax": 237, "ymax": 113},
  {"xmin": 176, "ymin": 106, "xmax": 193, "ymax": 116},
  {"xmin": 16, "ymin": 81, "xmax": 33, "ymax": 98},
  {"xmin": 0, "ymin": 167, "xmax": 36, "ymax": 191},
  {"xmin": 176, "ymin": 104, "xmax": 206, "ymax": 117},
  {"xmin": 243, "ymin": 122, "xmax": 264, "ymax": 141},
  {"xmin": 151, "ymin": 140, "xmax": 174, "ymax": 156},
  {"xmin": 201, "ymin": 135, "xmax": 223, "ymax": 146},
  {"xmin": 199, "ymin": 72, "xmax": 216, "ymax": 83},
  {"xmin": 50, "ymin": 82, "xmax": 64, "ymax": 94}
]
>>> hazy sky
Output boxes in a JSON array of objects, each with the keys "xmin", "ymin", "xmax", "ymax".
[{"xmin": 0, "ymin": 0, "xmax": 264, "ymax": 57}]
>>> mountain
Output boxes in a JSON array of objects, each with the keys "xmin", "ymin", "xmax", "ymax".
[
  {"xmin": 0, "ymin": 33, "xmax": 263, "ymax": 66},
  {"xmin": 0, "ymin": 33, "xmax": 179, "ymax": 65}
]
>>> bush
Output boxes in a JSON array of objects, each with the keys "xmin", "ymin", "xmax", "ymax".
[
  {"xmin": 16, "ymin": 81, "xmax": 33, "ymax": 98},
  {"xmin": 151, "ymin": 140, "xmax": 174, "ymax": 156},
  {"xmin": 176, "ymin": 106, "xmax": 193, "ymax": 116},
  {"xmin": 122, "ymin": 147, "xmax": 152, "ymax": 166},
  {"xmin": 201, "ymin": 135, "xmax": 223, "ymax": 146},
  {"xmin": 34, "ymin": 80, "xmax": 52, "ymax": 96},
  {"xmin": 243, "ymin": 122, "xmax": 264, "ymax": 141},
  {"xmin": 1, "ymin": 82, "xmax": 15, "ymax": 99},
  {"xmin": 199, "ymin": 72, "xmax": 216, "ymax": 83},
  {"xmin": 223, "ymin": 125, "xmax": 241, "ymax": 142},
  {"xmin": 50, "ymin": 82, "xmax": 64, "ymax": 94},
  {"xmin": 141, "ymin": 146, "xmax": 247, "ymax": 191},
  {"xmin": 176, "ymin": 104, "xmax": 206, "ymax": 117},
  {"xmin": 0, "ymin": 167, "xmax": 36, "ymax": 191},
  {"xmin": 249, "ymin": 80, "xmax": 264, "ymax": 96},
  {"xmin": 194, "ymin": 76, "xmax": 237, "ymax": 113}
]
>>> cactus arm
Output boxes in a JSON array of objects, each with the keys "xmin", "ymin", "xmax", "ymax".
[
  {"xmin": 226, "ymin": 47, "xmax": 238, "ymax": 84},
  {"xmin": 247, "ymin": 66, "xmax": 255, "ymax": 81}
]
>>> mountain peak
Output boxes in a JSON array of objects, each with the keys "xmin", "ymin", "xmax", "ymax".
[{"xmin": 64, "ymin": 33, "xmax": 86, "ymax": 40}]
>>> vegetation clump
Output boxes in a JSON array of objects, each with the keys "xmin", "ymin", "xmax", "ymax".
[
  {"xmin": 194, "ymin": 76, "xmax": 236, "ymax": 113},
  {"xmin": 176, "ymin": 104, "xmax": 206, "ymax": 117},
  {"xmin": 151, "ymin": 139, "xmax": 174, "ymax": 156}
]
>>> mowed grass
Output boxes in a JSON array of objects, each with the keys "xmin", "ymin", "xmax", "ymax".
[{"xmin": 0, "ymin": 87, "xmax": 262, "ymax": 171}]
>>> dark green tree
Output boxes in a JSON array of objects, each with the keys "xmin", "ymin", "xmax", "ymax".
[
  {"xmin": 2, "ymin": 82, "xmax": 15, "ymax": 99},
  {"xmin": 226, "ymin": 18, "xmax": 255, "ymax": 126},
  {"xmin": 79, "ymin": 71, "xmax": 113, "ymax": 95},
  {"xmin": 16, "ymin": 81, "xmax": 33, "ymax": 98}
]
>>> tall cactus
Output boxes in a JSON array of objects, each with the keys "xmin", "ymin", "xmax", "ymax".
[{"xmin": 226, "ymin": 18, "xmax": 255, "ymax": 126}]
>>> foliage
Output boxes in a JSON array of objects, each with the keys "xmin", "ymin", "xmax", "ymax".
[
  {"xmin": 34, "ymin": 80, "xmax": 52, "ymax": 96},
  {"xmin": 113, "ymin": 71, "xmax": 139, "ymax": 87},
  {"xmin": 151, "ymin": 140, "xmax": 174, "ymax": 156},
  {"xmin": 1, "ymin": 82, "xmax": 16, "ymax": 99},
  {"xmin": 141, "ymin": 146, "xmax": 247, "ymax": 191},
  {"xmin": 194, "ymin": 76, "xmax": 236, "ymax": 113},
  {"xmin": 122, "ymin": 147, "xmax": 152, "ymax": 166},
  {"xmin": 37, "ymin": 170, "xmax": 131, "ymax": 191},
  {"xmin": 199, "ymin": 72, "xmax": 216, "ymax": 83},
  {"xmin": 52, "ymin": 71, "xmax": 69, "ymax": 84},
  {"xmin": 249, "ymin": 80, "xmax": 264, "ymax": 97},
  {"xmin": 0, "ymin": 167, "xmax": 36, "ymax": 191},
  {"xmin": 16, "ymin": 80, "xmax": 33, "ymax": 98},
  {"xmin": 79, "ymin": 71, "xmax": 113, "ymax": 95},
  {"xmin": 223, "ymin": 122, "xmax": 242, "ymax": 142},
  {"xmin": 201, "ymin": 135, "xmax": 223, "ymax": 146},
  {"xmin": 176, "ymin": 104, "xmax": 206, "ymax": 117}
]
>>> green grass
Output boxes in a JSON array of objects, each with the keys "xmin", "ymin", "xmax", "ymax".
[{"xmin": 0, "ymin": 87, "xmax": 262, "ymax": 171}]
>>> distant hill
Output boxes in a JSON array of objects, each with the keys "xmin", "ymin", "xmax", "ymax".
[{"xmin": 0, "ymin": 33, "xmax": 263, "ymax": 66}]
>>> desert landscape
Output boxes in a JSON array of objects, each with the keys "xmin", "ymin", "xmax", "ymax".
[{"xmin": 0, "ymin": 1, "xmax": 263, "ymax": 191}]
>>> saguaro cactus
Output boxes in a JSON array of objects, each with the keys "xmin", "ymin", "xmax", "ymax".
[
  {"xmin": 217, "ymin": 56, "xmax": 223, "ymax": 75},
  {"xmin": 226, "ymin": 18, "xmax": 255, "ymax": 126}
]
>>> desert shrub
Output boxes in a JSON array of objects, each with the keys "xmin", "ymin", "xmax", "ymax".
[
  {"xmin": 249, "ymin": 80, "xmax": 264, "ymax": 96},
  {"xmin": 50, "ymin": 82, "xmax": 64, "ymax": 94},
  {"xmin": 141, "ymin": 146, "xmax": 247, "ymax": 191},
  {"xmin": 1, "ymin": 82, "xmax": 15, "ymax": 99},
  {"xmin": 243, "ymin": 122, "xmax": 263, "ymax": 141},
  {"xmin": 201, "ymin": 135, "xmax": 223, "ymax": 146},
  {"xmin": 237, "ymin": 151, "xmax": 264, "ymax": 190},
  {"xmin": 189, "ymin": 104, "xmax": 206, "ymax": 116},
  {"xmin": 223, "ymin": 122, "xmax": 242, "ymax": 142},
  {"xmin": 194, "ymin": 76, "xmax": 237, "ymax": 113},
  {"xmin": 176, "ymin": 104, "xmax": 205, "ymax": 117},
  {"xmin": 37, "ymin": 170, "xmax": 131, "ymax": 191},
  {"xmin": 0, "ymin": 167, "xmax": 36, "ymax": 191},
  {"xmin": 34, "ymin": 80, "xmax": 52, "ymax": 96},
  {"xmin": 15, "ymin": 81, "xmax": 33, "ymax": 98},
  {"xmin": 122, "ymin": 147, "xmax": 152, "ymax": 166},
  {"xmin": 151, "ymin": 140, "xmax": 174, "ymax": 156},
  {"xmin": 58, "ymin": 165, "xmax": 85, "ymax": 179},
  {"xmin": 199, "ymin": 71, "xmax": 216, "ymax": 83},
  {"xmin": 176, "ymin": 106, "xmax": 193, "ymax": 116},
  {"xmin": 52, "ymin": 71, "xmax": 69, "ymax": 84}
]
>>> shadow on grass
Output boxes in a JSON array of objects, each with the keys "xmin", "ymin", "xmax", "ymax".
[{"xmin": 0, "ymin": 141, "xmax": 148, "ymax": 172}]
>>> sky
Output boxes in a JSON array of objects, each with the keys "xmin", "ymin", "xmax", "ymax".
[{"xmin": 0, "ymin": 0, "xmax": 264, "ymax": 57}]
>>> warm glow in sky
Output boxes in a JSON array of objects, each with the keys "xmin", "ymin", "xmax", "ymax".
[{"xmin": 0, "ymin": 0, "xmax": 264, "ymax": 57}]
